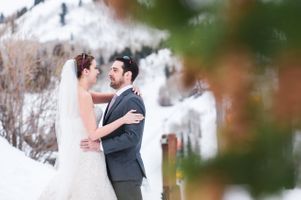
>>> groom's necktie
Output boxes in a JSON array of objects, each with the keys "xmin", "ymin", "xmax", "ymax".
[{"xmin": 107, "ymin": 94, "xmax": 118, "ymax": 112}]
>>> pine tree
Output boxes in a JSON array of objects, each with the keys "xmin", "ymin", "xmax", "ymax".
[
  {"xmin": 0, "ymin": 51, "xmax": 3, "ymax": 72},
  {"xmin": 34, "ymin": 0, "xmax": 44, "ymax": 6},
  {"xmin": 0, "ymin": 13, "xmax": 4, "ymax": 23},
  {"xmin": 60, "ymin": 3, "xmax": 68, "ymax": 26},
  {"xmin": 17, "ymin": 7, "xmax": 27, "ymax": 18}
]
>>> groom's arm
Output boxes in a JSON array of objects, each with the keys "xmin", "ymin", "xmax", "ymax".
[{"xmin": 101, "ymin": 97, "xmax": 145, "ymax": 154}]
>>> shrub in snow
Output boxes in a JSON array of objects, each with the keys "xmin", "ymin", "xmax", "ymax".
[{"xmin": 0, "ymin": 39, "xmax": 72, "ymax": 163}]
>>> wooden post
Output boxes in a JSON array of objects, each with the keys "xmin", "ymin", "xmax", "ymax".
[{"xmin": 161, "ymin": 134, "xmax": 180, "ymax": 200}]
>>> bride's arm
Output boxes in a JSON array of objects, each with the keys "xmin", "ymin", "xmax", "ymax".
[
  {"xmin": 90, "ymin": 91, "xmax": 114, "ymax": 104},
  {"xmin": 79, "ymin": 92, "xmax": 143, "ymax": 141}
]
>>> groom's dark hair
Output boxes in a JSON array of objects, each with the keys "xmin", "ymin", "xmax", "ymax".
[
  {"xmin": 74, "ymin": 53, "xmax": 95, "ymax": 78},
  {"xmin": 115, "ymin": 56, "xmax": 139, "ymax": 82}
]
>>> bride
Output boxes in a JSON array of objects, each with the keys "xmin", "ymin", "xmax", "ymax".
[{"xmin": 38, "ymin": 54, "xmax": 144, "ymax": 200}]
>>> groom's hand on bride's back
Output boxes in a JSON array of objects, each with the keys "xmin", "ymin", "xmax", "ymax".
[{"xmin": 80, "ymin": 138, "xmax": 100, "ymax": 152}]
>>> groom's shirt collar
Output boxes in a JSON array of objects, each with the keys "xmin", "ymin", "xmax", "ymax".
[{"xmin": 116, "ymin": 85, "xmax": 133, "ymax": 96}]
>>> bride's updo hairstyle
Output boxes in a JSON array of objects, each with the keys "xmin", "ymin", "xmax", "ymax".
[{"xmin": 74, "ymin": 53, "xmax": 95, "ymax": 78}]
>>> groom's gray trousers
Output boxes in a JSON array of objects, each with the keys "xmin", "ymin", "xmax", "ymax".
[{"xmin": 112, "ymin": 180, "xmax": 142, "ymax": 200}]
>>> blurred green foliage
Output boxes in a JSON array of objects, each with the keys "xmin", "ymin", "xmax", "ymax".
[
  {"xmin": 182, "ymin": 122, "xmax": 295, "ymax": 197},
  {"xmin": 130, "ymin": 0, "xmax": 301, "ymax": 198},
  {"xmin": 133, "ymin": 0, "xmax": 301, "ymax": 67}
]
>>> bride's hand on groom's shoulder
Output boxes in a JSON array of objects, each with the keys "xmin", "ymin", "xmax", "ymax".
[
  {"xmin": 80, "ymin": 138, "xmax": 100, "ymax": 152},
  {"xmin": 132, "ymin": 86, "xmax": 142, "ymax": 97}
]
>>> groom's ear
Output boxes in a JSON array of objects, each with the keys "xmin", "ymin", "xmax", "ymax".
[
  {"xmin": 128, "ymin": 71, "xmax": 133, "ymax": 82},
  {"xmin": 124, "ymin": 71, "xmax": 132, "ymax": 80}
]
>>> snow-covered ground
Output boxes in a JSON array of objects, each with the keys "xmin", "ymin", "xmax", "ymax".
[{"xmin": 0, "ymin": 136, "xmax": 55, "ymax": 199}]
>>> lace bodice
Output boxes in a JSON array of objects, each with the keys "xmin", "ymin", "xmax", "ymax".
[{"xmin": 94, "ymin": 106, "xmax": 103, "ymax": 126}]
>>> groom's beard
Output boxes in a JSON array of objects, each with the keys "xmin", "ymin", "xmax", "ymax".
[{"xmin": 110, "ymin": 78, "xmax": 125, "ymax": 90}]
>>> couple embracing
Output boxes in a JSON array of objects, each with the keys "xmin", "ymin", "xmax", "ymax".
[{"xmin": 38, "ymin": 54, "xmax": 146, "ymax": 200}]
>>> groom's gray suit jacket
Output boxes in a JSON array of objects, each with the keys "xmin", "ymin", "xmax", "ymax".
[{"xmin": 102, "ymin": 88, "xmax": 146, "ymax": 182}]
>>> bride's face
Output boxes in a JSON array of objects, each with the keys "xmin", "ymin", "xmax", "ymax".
[{"xmin": 86, "ymin": 59, "xmax": 99, "ymax": 85}]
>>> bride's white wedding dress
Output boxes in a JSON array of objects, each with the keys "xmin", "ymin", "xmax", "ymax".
[{"xmin": 38, "ymin": 60, "xmax": 116, "ymax": 200}]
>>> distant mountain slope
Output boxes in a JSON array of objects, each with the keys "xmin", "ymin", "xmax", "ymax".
[{"xmin": 10, "ymin": 0, "xmax": 166, "ymax": 61}]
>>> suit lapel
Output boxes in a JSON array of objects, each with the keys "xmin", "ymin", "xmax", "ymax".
[
  {"xmin": 104, "ymin": 95, "xmax": 122, "ymax": 123},
  {"xmin": 103, "ymin": 88, "xmax": 132, "ymax": 125},
  {"xmin": 103, "ymin": 103, "xmax": 110, "ymax": 125}
]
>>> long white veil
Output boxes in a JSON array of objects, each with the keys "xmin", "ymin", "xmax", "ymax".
[
  {"xmin": 55, "ymin": 59, "xmax": 79, "ymax": 168},
  {"xmin": 52, "ymin": 59, "xmax": 83, "ymax": 199}
]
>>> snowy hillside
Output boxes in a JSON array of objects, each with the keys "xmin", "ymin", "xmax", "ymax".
[
  {"xmin": 0, "ymin": 0, "xmax": 34, "ymax": 16},
  {"xmin": 9, "ymin": 0, "xmax": 167, "ymax": 61}
]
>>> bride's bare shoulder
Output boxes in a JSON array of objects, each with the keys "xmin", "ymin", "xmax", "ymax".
[{"xmin": 78, "ymin": 88, "xmax": 93, "ymax": 105}]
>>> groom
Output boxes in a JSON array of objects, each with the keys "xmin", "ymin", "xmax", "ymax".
[{"xmin": 81, "ymin": 56, "xmax": 146, "ymax": 200}]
